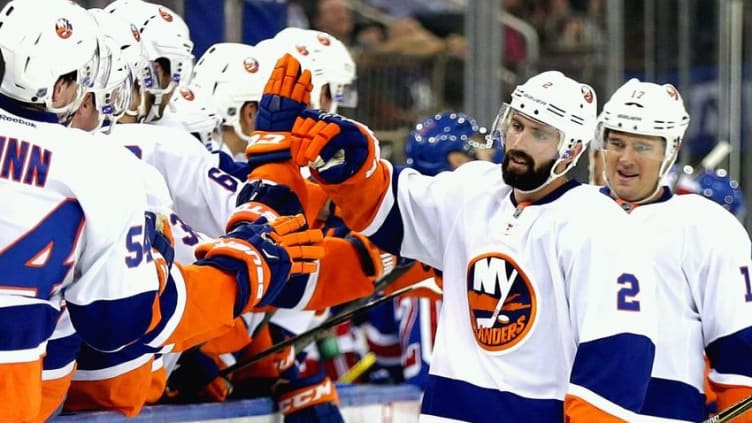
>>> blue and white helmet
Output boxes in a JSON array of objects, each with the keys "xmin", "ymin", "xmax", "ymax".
[
  {"xmin": 697, "ymin": 169, "xmax": 745, "ymax": 219},
  {"xmin": 405, "ymin": 112, "xmax": 486, "ymax": 176}
]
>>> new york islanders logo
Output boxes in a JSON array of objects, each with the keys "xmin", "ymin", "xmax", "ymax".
[
  {"xmin": 666, "ymin": 86, "xmax": 679, "ymax": 101},
  {"xmin": 130, "ymin": 24, "xmax": 141, "ymax": 42},
  {"xmin": 581, "ymin": 86, "xmax": 594, "ymax": 104},
  {"xmin": 466, "ymin": 253, "xmax": 536, "ymax": 352},
  {"xmin": 295, "ymin": 44, "xmax": 310, "ymax": 56},
  {"xmin": 243, "ymin": 57, "xmax": 259, "ymax": 73},
  {"xmin": 159, "ymin": 7, "xmax": 173, "ymax": 22},
  {"xmin": 55, "ymin": 18, "xmax": 73, "ymax": 39},
  {"xmin": 179, "ymin": 88, "xmax": 194, "ymax": 101},
  {"xmin": 317, "ymin": 33, "xmax": 331, "ymax": 46}
]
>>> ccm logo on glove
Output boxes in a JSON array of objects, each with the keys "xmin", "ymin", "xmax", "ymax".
[{"xmin": 278, "ymin": 378, "xmax": 337, "ymax": 414}]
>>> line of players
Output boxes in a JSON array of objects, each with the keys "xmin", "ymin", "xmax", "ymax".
[
  {"xmin": 0, "ymin": 1, "xmax": 392, "ymax": 422},
  {"xmin": 0, "ymin": 0, "xmax": 750, "ymax": 422}
]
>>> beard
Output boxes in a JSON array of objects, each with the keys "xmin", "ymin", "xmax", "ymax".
[{"xmin": 501, "ymin": 149, "xmax": 557, "ymax": 191}]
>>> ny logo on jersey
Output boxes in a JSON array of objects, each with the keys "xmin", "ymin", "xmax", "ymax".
[{"xmin": 466, "ymin": 253, "xmax": 536, "ymax": 352}]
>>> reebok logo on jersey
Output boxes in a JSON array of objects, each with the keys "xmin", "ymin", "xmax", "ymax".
[{"xmin": 466, "ymin": 253, "xmax": 536, "ymax": 352}]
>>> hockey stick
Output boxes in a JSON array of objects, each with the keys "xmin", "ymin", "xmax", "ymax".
[
  {"xmin": 219, "ymin": 267, "xmax": 435, "ymax": 377},
  {"xmin": 671, "ymin": 140, "xmax": 731, "ymax": 190},
  {"xmin": 698, "ymin": 140, "xmax": 732, "ymax": 174},
  {"xmin": 701, "ymin": 395, "xmax": 752, "ymax": 423}
]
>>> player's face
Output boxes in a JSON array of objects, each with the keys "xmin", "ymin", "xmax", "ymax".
[
  {"xmin": 52, "ymin": 77, "xmax": 80, "ymax": 110},
  {"xmin": 501, "ymin": 112, "xmax": 560, "ymax": 191},
  {"xmin": 69, "ymin": 93, "xmax": 99, "ymax": 132},
  {"xmin": 602, "ymin": 130, "xmax": 665, "ymax": 201}
]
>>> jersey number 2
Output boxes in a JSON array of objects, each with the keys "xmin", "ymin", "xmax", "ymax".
[{"xmin": 617, "ymin": 273, "xmax": 640, "ymax": 311}]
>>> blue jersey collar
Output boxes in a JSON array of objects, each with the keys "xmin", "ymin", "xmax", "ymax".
[
  {"xmin": 0, "ymin": 94, "xmax": 60, "ymax": 124},
  {"xmin": 509, "ymin": 179, "xmax": 581, "ymax": 207}
]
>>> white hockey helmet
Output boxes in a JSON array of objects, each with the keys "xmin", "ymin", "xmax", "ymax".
[
  {"xmin": 490, "ymin": 71, "xmax": 598, "ymax": 191},
  {"xmin": 159, "ymin": 85, "xmax": 222, "ymax": 149},
  {"xmin": 88, "ymin": 9, "xmax": 135, "ymax": 131},
  {"xmin": 594, "ymin": 78, "xmax": 690, "ymax": 177},
  {"xmin": 272, "ymin": 27, "xmax": 357, "ymax": 113},
  {"xmin": 90, "ymin": 7, "xmax": 152, "ymax": 96},
  {"xmin": 191, "ymin": 42, "xmax": 275, "ymax": 142},
  {"xmin": 105, "ymin": 0, "xmax": 193, "ymax": 120},
  {"xmin": 0, "ymin": 0, "xmax": 102, "ymax": 121}
]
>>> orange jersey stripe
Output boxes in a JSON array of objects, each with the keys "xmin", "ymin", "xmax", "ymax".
[
  {"xmin": 0, "ymin": 359, "xmax": 42, "ymax": 422},
  {"xmin": 147, "ymin": 365, "xmax": 167, "ymax": 404},
  {"xmin": 35, "ymin": 364, "xmax": 76, "ymax": 423},
  {"xmin": 65, "ymin": 359, "xmax": 153, "ymax": 417},
  {"xmin": 564, "ymin": 394, "xmax": 628, "ymax": 423},
  {"xmin": 708, "ymin": 380, "xmax": 752, "ymax": 422}
]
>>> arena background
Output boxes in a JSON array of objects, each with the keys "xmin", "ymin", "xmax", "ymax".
[
  {"xmin": 9, "ymin": 0, "xmax": 747, "ymax": 421},
  {"xmin": 27, "ymin": 0, "xmax": 748, "ymax": 231}
]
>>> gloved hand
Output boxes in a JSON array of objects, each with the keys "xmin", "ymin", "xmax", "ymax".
[
  {"xmin": 226, "ymin": 181, "xmax": 306, "ymax": 232},
  {"xmin": 345, "ymin": 232, "xmax": 397, "ymax": 280},
  {"xmin": 246, "ymin": 53, "xmax": 313, "ymax": 168},
  {"xmin": 195, "ymin": 214, "xmax": 323, "ymax": 313},
  {"xmin": 272, "ymin": 368, "xmax": 344, "ymax": 423},
  {"xmin": 290, "ymin": 110, "xmax": 380, "ymax": 185}
]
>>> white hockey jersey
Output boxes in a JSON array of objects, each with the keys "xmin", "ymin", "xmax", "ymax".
[
  {"xmin": 93, "ymin": 123, "xmax": 242, "ymax": 237},
  {"xmin": 601, "ymin": 186, "xmax": 752, "ymax": 422},
  {"xmin": 324, "ymin": 159, "xmax": 659, "ymax": 422},
  {"xmin": 0, "ymin": 105, "xmax": 158, "ymax": 362}
]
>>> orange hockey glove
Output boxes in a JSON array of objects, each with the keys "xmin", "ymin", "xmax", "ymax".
[
  {"xmin": 195, "ymin": 214, "xmax": 323, "ymax": 313},
  {"xmin": 247, "ymin": 53, "xmax": 313, "ymax": 168},
  {"xmin": 290, "ymin": 111, "xmax": 380, "ymax": 185}
]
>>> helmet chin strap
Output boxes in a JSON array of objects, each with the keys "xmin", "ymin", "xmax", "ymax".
[
  {"xmin": 144, "ymin": 92, "xmax": 164, "ymax": 122},
  {"xmin": 514, "ymin": 149, "xmax": 578, "ymax": 195},
  {"xmin": 232, "ymin": 120, "xmax": 253, "ymax": 144}
]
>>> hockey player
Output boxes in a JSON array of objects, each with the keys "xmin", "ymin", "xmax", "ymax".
[
  {"xmin": 164, "ymin": 53, "xmax": 388, "ymax": 423},
  {"xmin": 0, "ymin": 1, "xmax": 321, "ymax": 422},
  {"xmin": 594, "ymin": 78, "xmax": 752, "ymax": 422},
  {"xmin": 277, "ymin": 70, "xmax": 661, "ymax": 421},
  {"xmin": 187, "ymin": 42, "xmax": 276, "ymax": 160},
  {"xmin": 272, "ymin": 27, "xmax": 357, "ymax": 114},
  {"xmin": 104, "ymin": 0, "xmax": 194, "ymax": 123}
]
